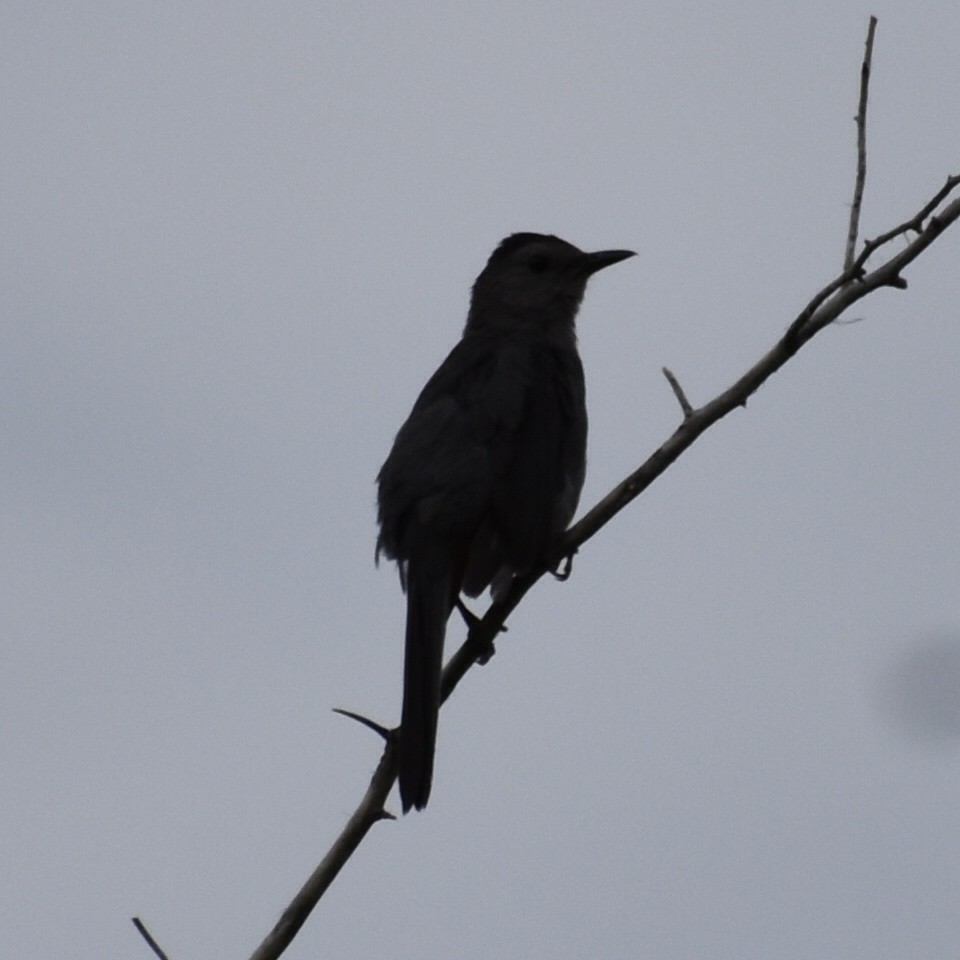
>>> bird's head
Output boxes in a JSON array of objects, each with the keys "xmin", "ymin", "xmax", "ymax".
[{"xmin": 466, "ymin": 233, "xmax": 635, "ymax": 332}]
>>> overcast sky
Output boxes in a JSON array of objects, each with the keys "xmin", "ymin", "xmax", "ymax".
[{"xmin": 3, "ymin": 2, "xmax": 959, "ymax": 959}]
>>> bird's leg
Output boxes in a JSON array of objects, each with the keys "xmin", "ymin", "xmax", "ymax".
[
  {"xmin": 454, "ymin": 597, "xmax": 505, "ymax": 664},
  {"xmin": 455, "ymin": 596, "xmax": 482, "ymax": 630}
]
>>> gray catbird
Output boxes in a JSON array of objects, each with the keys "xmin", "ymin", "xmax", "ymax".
[{"xmin": 376, "ymin": 232, "xmax": 635, "ymax": 811}]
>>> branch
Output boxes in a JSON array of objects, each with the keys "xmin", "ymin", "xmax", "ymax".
[
  {"xmin": 856, "ymin": 173, "xmax": 960, "ymax": 271},
  {"xmin": 845, "ymin": 15, "xmax": 877, "ymax": 272},
  {"xmin": 246, "ymin": 742, "xmax": 398, "ymax": 960},
  {"xmin": 132, "ymin": 918, "xmax": 171, "ymax": 960}
]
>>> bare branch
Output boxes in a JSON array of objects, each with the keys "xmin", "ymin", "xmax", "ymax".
[
  {"xmin": 132, "ymin": 918, "xmax": 172, "ymax": 960},
  {"xmin": 246, "ymin": 740, "xmax": 399, "ymax": 960},
  {"xmin": 786, "ymin": 174, "xmax": 959, "ymax": 343},
  {"xmin": 856, "ymin": 172, "xmax": 960, "ymax": 272},
  {"xmin": 845, "ymin": 16, "xmax": 878, "ymax": 272}
]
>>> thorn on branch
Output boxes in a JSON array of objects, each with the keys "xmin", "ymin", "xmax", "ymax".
[
  {"xmin": 332, "ymin": 708, "xmax": 392, "ymax": 741},
  {"xmin": 662, "ymin": 367, "xmax": 694, "ymax": 418}
]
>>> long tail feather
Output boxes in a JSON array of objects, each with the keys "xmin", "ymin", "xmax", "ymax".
[{"xmin": 399, "ymin": 557, "xmax": 452, "ymax": 811}]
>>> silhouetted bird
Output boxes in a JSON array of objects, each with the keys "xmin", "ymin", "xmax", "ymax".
[{"xmin": 376, "ymin": 233, "xmax": 635, "ymax": 811}]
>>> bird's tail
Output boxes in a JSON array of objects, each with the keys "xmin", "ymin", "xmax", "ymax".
[{"xmin": 399, "ymin": 556, "xmax": 453, "ymax": 812}]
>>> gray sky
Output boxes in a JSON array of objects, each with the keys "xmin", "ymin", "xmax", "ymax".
[{"xmin": 3, "ymin": 3, "xmax": 959, "ymax": 958}]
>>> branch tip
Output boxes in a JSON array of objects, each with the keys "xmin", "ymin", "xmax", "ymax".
[
  {"xmin": 855, "ymin": 174, "xmax": 960, "ymax": 274},
  {"xmin": 844, "ymin": 15, "xmax": 877, "ymax": 273},
  {"xmin": 132, "ymin": 918, "xmax": 171, "ymax": 960}
]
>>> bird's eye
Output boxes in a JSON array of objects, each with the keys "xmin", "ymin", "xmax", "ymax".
[{"xmin": 527, "ymin": 254, "xmax": 550, "ymax": 273}]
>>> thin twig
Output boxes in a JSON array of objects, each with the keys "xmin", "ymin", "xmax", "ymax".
[
  {"xmin": 132, "ymin": 918, "xmax": 172, "ymax": 960},
  {"xmin": 856, "ymin": 172, "xmax": 960, "ymax": 271},
  {"xmin": 786, "ymin": 174, "xmax": 958, "ymax": 343},
  {"xmin": 845, "ymin": 16, "xmax": 878, "ymax": 272}
]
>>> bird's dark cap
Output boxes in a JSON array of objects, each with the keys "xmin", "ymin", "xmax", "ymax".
[
  {"xmin": 488, "ymin": 233, "xmax": 576, "ymax": 263},
  {"xmin": 487, "ymin": 233, "xmax": 635, "ymax": 272}
]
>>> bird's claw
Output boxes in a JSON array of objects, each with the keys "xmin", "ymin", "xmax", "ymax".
[
  {"xmin": 455, "ymin": 598, "xmax": 481, "ymax": 630},
  {"xmin": 456, "ymin": 598, "xmax": 508, "ymax": 635},
  {"xmin": 551, "ymin": 550, "xmax": 576, "ymax": 582}
]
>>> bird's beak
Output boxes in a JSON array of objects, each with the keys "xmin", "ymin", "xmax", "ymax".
[{"xmin": 579, "ymin": 248, "xmax": 636, "ymax": 276}]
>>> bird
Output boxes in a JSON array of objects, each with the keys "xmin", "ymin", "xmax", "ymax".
[{"xmin": 376, "ymin": 232, "xmax": 635, "ymax": 812}]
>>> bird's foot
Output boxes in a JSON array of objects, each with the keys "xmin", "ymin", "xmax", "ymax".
[
  {"xmin": 455, "ymin": 597, "xmax": 482, "ymax": 631},
  {"xmin": 551, "ymin": 549, "xmax": 577, "ymax": 582},
  {"xmin": 455, "ymin": 598, "xmax": 505, "ymax": 664},
  {"xmin": 456, "ymin": 598, "xmax": 508, "ymax": 634}
]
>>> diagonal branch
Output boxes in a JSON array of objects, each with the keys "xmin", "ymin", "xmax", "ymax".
[
  {"xmin": 132, "ymin": 918, "xmax": 172, "ymax": 960},
  {"xmin": 246, "ymin": 741, "xmax": 398, "ymax": 960}
]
